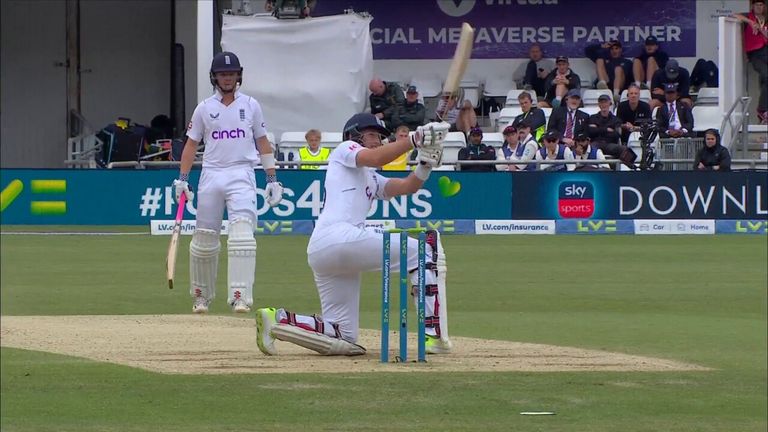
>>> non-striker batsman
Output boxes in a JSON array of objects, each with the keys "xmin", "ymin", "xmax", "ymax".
[{"xmin": 173, "ymin": 51, "xmax": 284, "ymax": 314}]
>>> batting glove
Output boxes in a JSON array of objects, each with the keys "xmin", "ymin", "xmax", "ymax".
[
  {"xmin": 172, "ymin": 179, "xmax": 194, "ymax": 203},
  {"xmin": 265, "ymin": 178, "xmax": 284, "ymax": 208}
]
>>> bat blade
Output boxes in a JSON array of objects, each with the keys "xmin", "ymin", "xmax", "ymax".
[
  {"xmin": 166, "ymin": 192, "xmax": 187, "ymax": 289},
  {"xmin": 442, "ymin": 22, "xmax": 474, "ymax": 97}
]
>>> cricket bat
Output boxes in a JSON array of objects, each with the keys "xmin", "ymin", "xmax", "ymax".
[
  {"xmin": 166, "ymin": 192, "xmax": 187, "ymax": 289},
  {"xmin": 440, "ymin": 22, "xmax": 474, "ymax": 114}
]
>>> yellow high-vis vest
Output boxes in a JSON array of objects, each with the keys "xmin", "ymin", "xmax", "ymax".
[{"xmin": 298, "ymin": 147, "xmax": 330, "ymax": 170}]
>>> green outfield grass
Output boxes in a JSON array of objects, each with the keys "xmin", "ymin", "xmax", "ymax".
[{"xmin": 1, "ymin": 232, "xmax": 766, "ymax": 431}]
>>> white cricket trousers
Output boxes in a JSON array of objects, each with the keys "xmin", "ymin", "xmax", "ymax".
[
  {"xmin": 307, "ymin": 223, "xmax": 431, "ymax": 343},
  {"xmin": 195, "ymin": 165, "xmax": 257, "ymax": 230}
]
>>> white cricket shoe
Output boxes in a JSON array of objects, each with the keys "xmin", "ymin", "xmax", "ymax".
[
  {"xmin": 192, "ymin": 296, "xmax": 209, "ymax": 314},
  {"xmin": 232, "ymin": 299, "xmax": 251, "ymax": 313},
  {"xmin": 255, "ymin": 307, "xmax": 279, "ymax": 355}
]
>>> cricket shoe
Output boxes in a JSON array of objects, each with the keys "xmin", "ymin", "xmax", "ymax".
[
  {"xmin": 425, "ymin": 335, "xmax": 453, "ymax": 354},
  {"xmin": 231, "ymin": 291, "xmax": 251, "ymax": 313},
  {"xmin": 192, "ymin": 294, "xmax": 209, "ymax": 314},
  {"xmin": 255, "ymin": 307, "xmax": 279, "ymax": 355}
]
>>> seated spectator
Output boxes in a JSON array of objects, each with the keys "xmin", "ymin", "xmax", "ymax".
[
  {"xmin": 650, "ymin": 59, "xmax": 692, "ymax": 109},
  {"xmin": 588, "ymin": 94, "xmax": 638, "ymax": 168},
  {"xmin": 298, "ymin": 129, "xmax": 330, "ymax": 170},
  {"xmin": 547, "ymin": 88, "xmax": 589, "ymax": 148},
  {"xmin": 572, "ymin": 133, "xmax": 610, "ymax": 170},
  {"xmin": 540, "ymin": 56, "xmax": 581, "ymax": 108},
  {"xmin": 585, "ymin": 40, "xmax": 634, "ymax": 101},
  {"xmin": 369, "ymin": 78, "xmax": 405, "ymax": 128},
  {"xmin": 694, "ymin": 129, "xmax": 731, "ymax": 171},
  {"xmin": 382, "ymin": 125, "xmax": 412, "ymax": 171},
  {"xmin": 534, "ymin": 130, "xmax": 575, "ymax": 171},
  {"xmin": 392, "ymin": 86, "xmax": 426, "ymax": 131},
  {"xmin": 456, "ymin": 99, "xmax": 479, "ymax": 136},
  {"xmin": 496, "ymin": 125, "xmax": 537, "ymax": 171},
  {"xmin": 732, "ymin": 0, "xmax": 768, "ymax": 124},
  {"xmin": 513, "ymin": 44, "xmax": 555, "ymax": 97},
  {"xmin": 656, "ymin": 83, "xmax": 694, "ymax": 138},
  {"xmin": 616, "ymin": 83, "xmax": 653, "ymax": 144},
  {"xmin": 512, "ymin": 91, "xmax": 547, "ymax": 141},
  {"xmin": 457, "ymin": 127, "xmax": 496, "ymax": 172},
  {"xmin": 633, "ymin": 36, "xmax": 669, "ymax": 89},
  {"xmin": 435, "ymin": 93, "xmax": 460, "ymax": 125}
]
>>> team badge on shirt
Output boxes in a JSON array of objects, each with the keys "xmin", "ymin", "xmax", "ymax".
[{"xmin": 209, "ymin": 113, "xmax": 220, "ymax": 119}]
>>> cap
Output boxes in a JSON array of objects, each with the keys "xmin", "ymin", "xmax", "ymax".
[
  {"xmin": 566, "ymin": 88, "xmax": 581, "ymax": 99},
  {"xmin": 665, "ymin": 59, "xmax": 680, "ymax": 79},
  {"xmin": 543, "ymin": 130, "xmax": 561, "ymax": 142},
  {"xmin": 469, "ymin": 126, "xmax": 483, "ymax": 136},
  {"xmin": 406, "ymin": 85, "xmax": 418, "ymax": 94},
  {"xmin": 597, "ymin": 94, "xmax": 612, "ymax": 103},
  {"xmin": 610, "ymin": 40, "xmax": 622, "ymax": 48},
  {"xmin": 664, "ymin": 82, "xmax": 679, "ymax": 92},
  {"xmin": 574, "ymin": 132, "xmax": 590, "ymax": 141},
  {"xmin": 503, "ymin": 125, "xmax": 517, "ymax": 135},
  {"xmin": 555, "ymin": 55, "xmax": 568, "ymax": 63},
  {"xmin": 645, "ymin": 36, "xmax": 658, "ymax": 45}
]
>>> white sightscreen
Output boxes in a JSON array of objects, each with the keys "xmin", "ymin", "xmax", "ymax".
[
  {"xmin": 718, "ymin": 16, "xmax": 746, "ymax": 148},
  {"xmin": 221, "ymin": 13, "xmax": 373, "ymax": 141}
]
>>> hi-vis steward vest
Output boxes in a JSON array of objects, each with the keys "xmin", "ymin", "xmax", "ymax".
[{"xmin": 299, "ymin": 147, "xmax": 330, "ymax": 170}]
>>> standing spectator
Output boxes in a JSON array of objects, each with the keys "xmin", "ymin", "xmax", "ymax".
[
  {"xmin": 694, "ymin": 129, "xmax": 731, "ymax": 171},
  {"xmin": 383, "ymin": 125, "xmax": 413, "ymax": 171},
  {"xmin": 547, "ymin": 88, "xmax": 589, "ymax": 148},
  {"xmin": 585, "ymin": 40, "xmax": 634, "ymax": 101},
  {"xmin": 541, "ymin": 56, "xmax": 581, "ymax": 109},
  {"xmin": 572, "ymin": 133, "xmax": 610, "ymax": 170},
  {"xmin": 633, "ymin": 36, "xmax": 669, "ymax": 90},
  {"xmin": 392, "ymin": 86, "xmax": 426, "ymax": 130},
  {"xmin": 588, "ymin": 94, "xmax": 638, "ymax": 168},
  {"xmin": 496, "ymin": 124, "xmax": 537, "ymax": 171},
  {"xmin": 733, "ymin": 0, "xmax": 768, "ymax": 124},
  {"xmin": 534, "ymin": 130, "xmax": 575, "ymax": 171},
  {"xmin": 458, "ymin": 127, "xmax": 496, "ymax": 172},
  {"xmin": 513, "ymin": 44, "xmax": 555, "ymax": 97},
  {"xmin": 657, "ymin": 83, "xmax": 694, "ymax": 138},
  {"xmin": 298, "ymin": 129, "xmax": 330, "ymax": 170},
  {"xmin": 369, "ymin": 78, "xmax": 405, "ymax": 128},
  {"xmin": 650, "ymin": 59, "xmax": 692, "ymax": 109},
  {"xmin": 512, "ymin": 92, "xmax": 547, "ymax": 141},
  {"xmin": 616, "ymin": 83, "xmax": 653, "ymax": 144},
  {"xmin": 173, "ymin": 51, "xmax": 284, "ymax": 314}
]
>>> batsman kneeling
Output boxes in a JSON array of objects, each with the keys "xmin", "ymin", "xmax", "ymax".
[{"xmin": 256, "ymin": 113, "xmax": 452, "ymax": 356}]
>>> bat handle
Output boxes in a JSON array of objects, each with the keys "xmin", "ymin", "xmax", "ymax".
[{"xmin": 175, "ymin": 193, "xmax": 187, "ymax": 221}]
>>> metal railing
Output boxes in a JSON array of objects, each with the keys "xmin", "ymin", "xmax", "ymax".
[
  {"xmin": 656, "ymin": 138, "xmax": 704, "ymax": 171},
  {"xmin": 720, "ymin": 96, "xmax": 752, "ymax": 157}
]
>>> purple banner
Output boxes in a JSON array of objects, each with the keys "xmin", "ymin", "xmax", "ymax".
[{"xmin": 314, "ymin": 0, "xmax": 697, "ymax": 59}]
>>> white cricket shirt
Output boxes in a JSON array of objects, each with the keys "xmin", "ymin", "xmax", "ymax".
[{"xmin": 186, "ymin": 90, "xmax": 268, "ymax": 168}]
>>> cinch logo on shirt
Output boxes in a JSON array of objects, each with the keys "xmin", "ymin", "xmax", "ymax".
[
  {"xmin": 558, "ymin": 181, "xmax": 594, "ymax": 218},
  {"xmin": 211, "ymin": 128, "xmax": 246, "ymax": 140}
]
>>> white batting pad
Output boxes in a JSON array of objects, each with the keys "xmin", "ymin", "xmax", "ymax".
[
  {"xmin": 189, "ymin": 228, "xmax": 221, "ymax": 300},
  {"xmin": 271, "ymin": 324, "xmax": 366, "ymax": 356},
  {"xmin": 227, "ymin": 219, "xmax": 256, "ymax": 307}
]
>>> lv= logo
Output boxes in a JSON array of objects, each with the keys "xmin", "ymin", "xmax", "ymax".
[{"xmin": 0, "ymin": 179, "xmax": 67, "ymax": 214}]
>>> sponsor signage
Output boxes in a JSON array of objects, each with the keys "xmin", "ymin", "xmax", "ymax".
[
  {"xmin": 633, "ymin": 219, "xmax": 715, "ymax": 235},
  {"xmin": 475, "ymin": 219, "xmax": 555, "ymax": 235}
]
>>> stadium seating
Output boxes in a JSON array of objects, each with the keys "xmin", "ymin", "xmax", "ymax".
[
  {"xmin": 460, "ymin": 78, "xmax": 481, "ymax": 107},
  {"xmin": 692, "ymin": 105, "xmax": 722, "ymax": 132},
  {"xmin": 695, "ymin": 87, "xmax": 719, "ymax": 105},
  {"xmin": 483, "ymin": 132, "xmax": 504, "ymax": 149},
  {"xmin": 504, "ymin": 89, "xmax": 537, "ymax": 107},
  {"xmin": 483, "ymin": 75, "xmax": 516, "ymax": 98},
  {"xmin": 582, "ymin": 89, "xmax": 613, "ymax": 106},
  {"xmin": 442, "ymin": 132, "xmax": 468, "ymax": 166},
  {"xmin": 619, "ymin": 89, "xmax": 652, "ymax": 104},
  {"xmin": 496, "ymin": 107, "xmax": 523, "ymax": 131}
]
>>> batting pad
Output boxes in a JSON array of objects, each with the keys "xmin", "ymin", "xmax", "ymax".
[
  {"xmin": 189, "ymin": 228, "xmax": 220, "ymax": 300},
  {"xmin": 271, "ymin": 323, "xmax": 366, "ymax": 356},
  {"xmin": 227, "ymin": 219, "xmax": 256, "ymax": 306}
]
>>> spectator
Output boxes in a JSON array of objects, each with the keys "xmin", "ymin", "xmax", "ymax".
[
  {"xmin": 298, "ymin": 129, "xmax": 330, "ymax": 170},
  {"xmin": 585, "ymin": 40, "xmax": 634, "ymax": 101},
  {"xmin": 382, "ymin": 125, "xmax": 413, "ymax": 171},
  {"xmin": 632, "ymin": 36, "xmax": 669, "ymax": 90},
  {"xmin": 733, "ymin": 0, "xmax": 768, "ymax": 124},
  {"xmin": 694, "ymin": 129, "xmax": 731, "ymax": 171},
  {"xmin": 458, "ymin": 127, "xmax": 496, "ymax": 172},
  {"xmin": 456, "ymin": 99, "xmax": 479, "ymax": 136},
  {"xmin": 547, "ymin": 88, "xmax": 589, "ymax": 148},
  {"xmin": 572, "ymin": 133, "xmax": 610, "ymax": 170},
  {"xmin": 434, "ymin": 93, "xmax": 460, "ymax": 125},
  {"xmin": 392, "ymin": 86, "xmax": 426, "ymax": 131},
  {"xmin": 496, "ymin": 125, "xmax": 537, "ymax": 171},
  {"xmin": 512, "ymin": 91, "xmax": 547, "ymax": 142},
  {"xmin": 513, "ymin": 44, "xmax": 555, "ymax": 97},
  {"xmin": 650, "ymin": 59, "xmax": 692, "ymax": 109},
  {"xmin": 534, "ymin": 130, "xmax": 575, "ymax": 171},
  {"xmin": 265, "ymin": 0, "xmax": 311, "ymax": 18},
  {"xmin": 540, "ymin": 56, "xmax": 581, "ymax": 108},
  {"xmin": 369, "ymin": 78, "xmax": 405, "ymax": 128},
  {"xmin": 656, "ymin": 83, "xmax": 694, "ymax": 138},
  {"xmin": 588, "ymin": 94, "xmax": 638, "ymax": 168},
  {"xmin": 616, "ymin": 83, "xmax": 653, "ymax": 144}
]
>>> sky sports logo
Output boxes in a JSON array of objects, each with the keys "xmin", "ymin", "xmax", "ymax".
[
  {"xmin": 211, "ymin": 128, "xmax": 246, "ymax": 140},
  {"xmin": 558, "ymin": 181, "xmax": 594, "ymax": 218}
]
